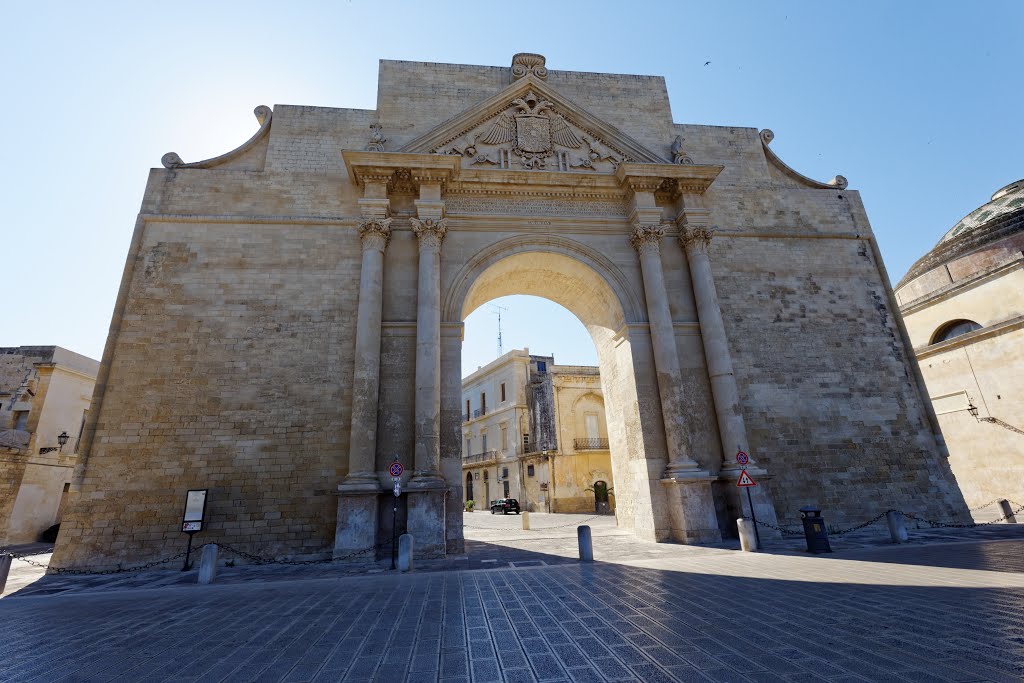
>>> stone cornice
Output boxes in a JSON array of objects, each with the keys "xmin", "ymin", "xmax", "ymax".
[
  {"xmin": 898, "ymin": 256, "xmax": 1024, "ymax": 315},
  {"xmin": 616, "ymin": 162, "xmax": 723, "ymax": 195},
  {"xmin": 914, "ymin": 314, "xmax": 1024, "ymax": 359},
  {"xmin": 341, "ymin": 151, "xmax": 461, "ymax": 187}
]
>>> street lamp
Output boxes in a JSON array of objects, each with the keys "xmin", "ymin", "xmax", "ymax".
[
  {"xmin": 967, "ymin": 401, "xmax": 979, "ymax": 420},
  {"xmin": 57, "ymin": 431, "xmax": 69, "ymax": 451}
]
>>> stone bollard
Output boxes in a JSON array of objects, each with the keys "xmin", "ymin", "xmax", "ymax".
[
  {"xmin": 737, "ymin": 519, "xmax": 758, "ymax": 552},
  {"xmin": 197, "ymin": 544, "xmax": 219, "ymax": 585},
  {"xmin": 0, "ymin": 554, "xmax": 11, "ymax": 594},
  {"xmin": 886, "ymin": 511, "xmax": 909, "ymax": 543},
  {"xmin": 522, "ymin": 511, "xmax": 530, "ymax": 530},
  {"xmin": 999, "ymin": 499, "xmax": 1018, "ymax": 524},
  {"xmin": 577, "ymin": 525, "xmax": 593, "ymax": 562},
  {"xmin": 398, "ymin": 533, "xmax": 414, "ymax": 572}
]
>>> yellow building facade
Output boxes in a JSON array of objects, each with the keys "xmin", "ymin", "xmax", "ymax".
[
  {"xmin": 462, "ymin": 349, "xmax": 614, "ymax": 514},
  {"xmin": 896, "ymin": 180, "xmax": 1024, "ymax": 514}
]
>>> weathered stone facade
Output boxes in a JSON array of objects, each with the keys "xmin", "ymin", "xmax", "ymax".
[
  {"xmin": 1, "ymin": 346, "xmax": 98, "ymax": 545},
  {"xmin": 53, "ymin": 53, "xmax": 968, "ymax": 569},
  {"xmin": 896, "ymin": 180, "xmax": 1024, "ymax": 517}
]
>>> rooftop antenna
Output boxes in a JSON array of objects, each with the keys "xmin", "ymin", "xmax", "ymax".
[{"xmin": 490, "ymin": 303, "xmax": 509, "ymax": 357}]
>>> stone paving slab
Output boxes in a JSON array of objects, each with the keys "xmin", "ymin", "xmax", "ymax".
[{"xmin": 4, "ymin": 542, "xmax": 1024, "ymax": 682}]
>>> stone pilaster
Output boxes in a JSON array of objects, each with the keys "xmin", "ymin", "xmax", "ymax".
[{"xmin": 678, "ymin": 198, "xmax": 779, "ymax": 532}]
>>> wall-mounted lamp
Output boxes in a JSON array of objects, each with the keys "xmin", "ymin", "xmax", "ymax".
[
  {"xmin": 39, "ymin": 431, "xmax": 70, "ymax": 455},
  {"xmin": 967, "ymin": 402, "xmax": 979, "ymax": 420}
]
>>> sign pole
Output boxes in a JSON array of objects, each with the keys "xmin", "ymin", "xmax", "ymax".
[
  {"xmin": 182, "ymin": 532, "xmax": 194, "ymax": 571},
  {"xmin": 389, "ymin": 458, "xmax": 404, "ymax": 571},
  {"xmin": 391, "ymin": 497, "xmax": 398, "ymax": 570},
  {"xmin": 746, "ymin": 486, "xmax": 760, "ymax": 548}
]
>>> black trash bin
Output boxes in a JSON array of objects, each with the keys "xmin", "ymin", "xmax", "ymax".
[{"xmin": 799, "ymin": 506, "xmax": 832, "ymax": 554}]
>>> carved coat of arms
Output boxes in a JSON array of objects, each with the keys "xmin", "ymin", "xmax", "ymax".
[{"xmin": 480, "ymin": 91, "xmax": 583, "ymax": 169}]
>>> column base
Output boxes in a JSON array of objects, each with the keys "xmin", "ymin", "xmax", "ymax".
[
  {"xmin": 409, "ymin": 471, "xmax": 447, "ymax": 489},
  {"xmin": 333, "ymin": 483, "xmax": 380, "ymax": 561},
  {"xmin": 661, "ymin": 474, "xmax": 722, "ymax": 544},
  {"xmin": 406, "ymin": 483, "xmax": 448, "ymax": 559},
  {"xmin": 717, "ymin": 467, "xmax": 781, "ymax": 540}
]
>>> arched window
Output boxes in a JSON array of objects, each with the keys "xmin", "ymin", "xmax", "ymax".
[{"xmin": 931, "ymin": 319, "xmax": 982, "ymax": 344}]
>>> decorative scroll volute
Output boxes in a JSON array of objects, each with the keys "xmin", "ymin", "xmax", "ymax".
[
  {"xmin": 630, "ymin": 222, "xmax": 667, "ymax": 254},
  {"xmin": 357, "ymin": 217, "xmax": 393, "ymax": 251},
  {"xmin": 679, "ymin": 225, "xmax": 714, "ymax": 253},
  {"xmin": 411, "ymin": 217, "xmax": 448, "ymax": 251},
  {"xmin": 511, "ymin": 53, "xmax": 548, "ymax": 80}
]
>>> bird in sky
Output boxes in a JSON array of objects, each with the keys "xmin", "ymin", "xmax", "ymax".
[{"xmin": 704, "ymin": 60, "xmax": 711, "ymax": 66}]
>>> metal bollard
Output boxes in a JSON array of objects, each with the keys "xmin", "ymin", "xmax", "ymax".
[
  {"xmin": 799, "ymin": 506, "xmax": 832, "ymax": 554},
  {"xmin": 398, "ymin": 533, "xmax": 414, "ymax": 572},
  {"xmin": 999, "ymin": 499, "xmax": 1017, "ymax": 524},
  {"xmin": 577, "ymin": 525, "xmax": 594, "ymax": 562},
  {"xmin": 886, "ymin": 511, "xmax": 908, "ymax": 543},
  {"xmin": 521, "ymin": 511, "xmax": 530, "ymax": 530},
  {"xmin": 0, "ymin": 554, "xmax": 11, "ymax": 595},
  {"xmin": 737, "ymin": 519, "xmax": 758, "ymax": 552},
  {"xmin": 197, "ymin": 544, "xmax": 219, "ymax": 585}
]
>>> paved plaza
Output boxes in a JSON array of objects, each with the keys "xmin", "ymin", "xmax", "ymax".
[{"xmin": 4, "ymin": 516, "xmax": 1024, "ymax": 682}]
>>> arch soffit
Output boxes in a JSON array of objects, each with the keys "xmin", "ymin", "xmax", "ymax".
[
  {"xmin": 443, "ymin": 234, "xmax": 645, "ymax": 329},
  {"xmin": 569, "ymin": 390, "xmax": 605, "ymax": 413}
]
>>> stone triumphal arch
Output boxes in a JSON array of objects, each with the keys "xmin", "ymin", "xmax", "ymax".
[{"xmin": 52, "ymin": 54, "xmax": 968, "ymax": 569}]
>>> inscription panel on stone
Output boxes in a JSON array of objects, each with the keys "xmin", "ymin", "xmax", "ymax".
[{"xmin": 445, "ymin": 196, "xmax": 627, "ymax": 217}]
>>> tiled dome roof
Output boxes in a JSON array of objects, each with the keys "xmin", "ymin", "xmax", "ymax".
[{"xmin": 939, "ymin": 180, "xmax": 1024, "ymax": 243}]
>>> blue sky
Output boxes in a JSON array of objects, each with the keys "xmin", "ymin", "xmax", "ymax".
[{"xmin": 3, "ymin": 2, "xmax": 1020, "ymax": 377}]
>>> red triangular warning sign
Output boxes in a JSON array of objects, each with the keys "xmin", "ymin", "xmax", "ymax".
[{"xmin": 736, "ymin": 469, "xmax": 757, "ymax": 487}]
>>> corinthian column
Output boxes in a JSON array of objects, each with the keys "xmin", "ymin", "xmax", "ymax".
[
  {"xmin": 630, "ymin": 222, "xmax": 704, "ymax": 476},
  {"xmin": 678, "ymin": 202, "xmax": 780, "ymax": 531},
  {"xmin": 342, "ymin": 217, "xmax": 392, "ymax": 488},
  {"xmin": 410, "ymin": 216, "xmax": 448, "ymax": 487}
]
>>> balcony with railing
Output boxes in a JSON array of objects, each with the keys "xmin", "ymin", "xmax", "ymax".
[
  {"xmin": 463, "ymin": 449, "xmax": 498, "ymax": 465},
  {"xmin": 574, "ymin": 437, "xmax": 609, "ymax": 451},
  {"xmin": 463, "ymin": 407, "xmax": 487, "ymax": 423}
]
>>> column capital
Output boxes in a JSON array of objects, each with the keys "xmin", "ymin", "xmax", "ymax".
[
  {"xmin": 679, "ymin": 225, "xmax": 714, "ymax": 253},
  {"xmin": 357, "ymin": 217, "xmax": 392, "ymax": 251},
  {"xmin": 630, "ymin": 222, "xmax": 667, "ymax": 254},
  {"xmin": 411, "ymin": 217, "xmax": 448, "ymax": 251}
]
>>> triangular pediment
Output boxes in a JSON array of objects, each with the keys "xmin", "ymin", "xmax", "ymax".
[{"xmin": 398, "ymin": 75, "xmax": 667, "ymax": 173}]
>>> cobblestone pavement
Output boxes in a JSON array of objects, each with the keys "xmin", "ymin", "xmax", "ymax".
[{"xmin": 4, "ymin": 536, "xmax": 1024, "ymax": 682}]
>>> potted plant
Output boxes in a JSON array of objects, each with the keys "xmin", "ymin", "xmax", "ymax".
[{"xmin": 465, "ymin": 499, "xmax": 475, "ymax": 512}]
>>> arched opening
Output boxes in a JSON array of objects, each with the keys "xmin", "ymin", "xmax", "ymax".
[
  {"xmin": 931, "ymin": 319, "xmax": 982, "ymax": 344},
  {"xmin": 465, "ymin": 471, "xmax": 474, "ymax": 505},
  {"xmin": 443, "ymin": 238, "xmax": 671, "ymax": 542}
]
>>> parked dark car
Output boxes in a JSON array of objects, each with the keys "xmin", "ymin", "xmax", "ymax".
[{"xmin": 490, "ymin": 498, "xmax": 521, "ymax": 515}]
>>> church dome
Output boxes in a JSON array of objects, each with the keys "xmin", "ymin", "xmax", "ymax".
[
  {"xmin": 939, "ymin": 179, "xmax": 1024, "ymax": 244},
  {"xmin": 896, "ymin": 179, "xmax": 1024, "ymax": 296}
]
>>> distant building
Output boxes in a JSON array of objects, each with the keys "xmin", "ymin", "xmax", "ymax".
[
  {"xmin": 0, "ymin": 346, "xmax": 99, "ymax": 544},
  {"xmin": 895, "ymin": 179, "xmax": 1024, "ymax": 513},
  {"xmin": 461, "ymin": 349, "xmax": 614, "ymax": 514}
]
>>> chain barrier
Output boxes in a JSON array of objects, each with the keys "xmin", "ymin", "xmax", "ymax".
[
  {"xmin": 2, "ymin": 540, "xmax": 395, "ymax": 576},
  {"xmin": 746, "ymin": 503, "xmax": 1024, "ymax": 538},
  {"xmin": 904, "ymin": 503, "xmax": 1024, "ymax": 529}
]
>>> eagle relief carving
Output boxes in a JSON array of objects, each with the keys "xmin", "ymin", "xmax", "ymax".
[{"xmin": 438, "ymin": 91, "xmax": 624, "ymax": 172}]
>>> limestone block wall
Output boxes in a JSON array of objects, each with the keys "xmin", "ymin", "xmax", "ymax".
[
  {"xmin": 712, "ymin": 230, "xmax": 966, "ymax": 526},
  {"xmin": 53, "ymin": 220, "xmax": 361, "ymax": 568}
]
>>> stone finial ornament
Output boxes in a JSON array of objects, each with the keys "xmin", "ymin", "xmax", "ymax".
[
  {"xmin": 759, "ymin": 129, "xmax": 775, "ymax": 145},
  {"xmin": 671, "ymin": 136, "xmax": 693, "ymax": 165},
  {"xmin": 829, "ymin": 175, "xmax": 849, "ymax": 190},
  {"xmin": 366, "ymin": 124, "xmax": 387, "ymax": 152},
  {"xmin": 511, "ymin": 53, "xmax": 548, "ymax": 80}
]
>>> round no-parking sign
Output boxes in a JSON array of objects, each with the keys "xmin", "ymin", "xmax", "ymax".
[
  {"xmin": 736, "ymin": 451, "xmax": 749, "ymax": 466},
  {"xmin": 389, "ymin": 462, "xmax": 404, "ymax": 478}
]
